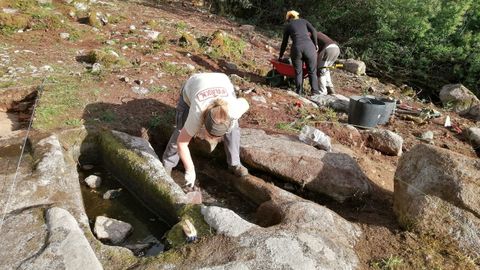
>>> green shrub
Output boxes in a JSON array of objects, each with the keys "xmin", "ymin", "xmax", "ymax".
[{"xmin": 208, "ymin": 0, "xmax": 480, "ymax": 98}]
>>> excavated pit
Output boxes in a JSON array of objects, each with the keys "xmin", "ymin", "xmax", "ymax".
[{"xmin": 0, "ymin": 87, "xmax": 37, "ymax": 138}]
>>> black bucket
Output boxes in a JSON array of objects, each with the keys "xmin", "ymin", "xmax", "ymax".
[
  {"xmin": 377, "ymin": 98, "xmax": 396, "ymax": 125},
  {"xmin": 348, "ymin": 96, "xmax": 386, "ymax": 128}
]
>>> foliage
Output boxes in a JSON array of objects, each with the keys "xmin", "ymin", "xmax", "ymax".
[
  {"xmin": 200, "ymin": 30, "xmax": 246, "ymax": 61},
  {"xmin": 207, "ymin": 0, "xmax": 480, "ymax": 98},
  {"xmin": 370, "ymin": 255, "xmax": 404, "ymax": 270},
  {"xmin": 160, "ymin": 62, "xmax": 191, "ymax": 76}
]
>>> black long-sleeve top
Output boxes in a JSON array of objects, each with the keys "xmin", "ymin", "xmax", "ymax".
[{"xmin": 279, "ymin": 18, "xmax": 317, "ymax": 58}]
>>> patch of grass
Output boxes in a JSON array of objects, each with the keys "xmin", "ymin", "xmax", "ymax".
[
  {"xmin": 67, "ymin": 29, "xmax": 83, "ymax": 42},
  {"xmin": 65, "ymin": 118, "xmax": 83, "ymax": 127},
  {"xmin": 142, "ymin": 36, "xmax": 168, "ymax": 55},
  {"xmin": 275, "ymin": 122, "xmax": 296, "ymax": 132},
  {"xmin": 174, "ymin": 21, "xmax": 188, "ymax": 31},
  {"xmin": 29, "ymin": 9, "xmax": 64, "ymax": 31},
  {"xmin": 318, "ymin": 107, "xmax": 338, "ymax": 122},
  {"xmin": 0, "ymin": 81, "xmax": 14, "ymax": 88},
  {"xmin": 203, "ymin": 31, "xmax": 246, "ymax": 62},
  {"xmin": 34, "ymin": 76, "xmax": 83, "ymax": 130},
  {"xmin": 370, "ymin": 255, "xmax": 404, "ymax": 270},
  {"xmin": 0, "ymin": 13, "xmax": 30, "ymax": 34},
  {"xmin": 100, "ymin": 110, "xmax": 116, "ymax": 122},
  {"xmin": 161, "ymin": 62, "xmax": 190, "ymax": 76},
  {"xmin": 150, "ymin": 85, "xmax": 170, "ymax": 94},
  {"xmin": 9, "ymin": 0, "xmax": 37, "ymax": 11}
]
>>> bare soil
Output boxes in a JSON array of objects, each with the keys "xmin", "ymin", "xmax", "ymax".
[{"xmin": 1, "ymin": 0, "xmax": 478, "ymax": 269}]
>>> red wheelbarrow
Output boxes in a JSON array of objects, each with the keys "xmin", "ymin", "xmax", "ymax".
[{"xmin": 266, "ymin": 59, "xmax": 307, "ymax": 87}]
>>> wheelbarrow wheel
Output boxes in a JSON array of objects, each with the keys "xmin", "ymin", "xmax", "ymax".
[{"xmin": 266, "ymin": 69, "xmax": 285, "ymax": 87}]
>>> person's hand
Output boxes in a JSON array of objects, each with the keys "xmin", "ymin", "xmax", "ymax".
[{"xmin": 184, "ymin": 169, "xmax": 196, "ymax": 188}]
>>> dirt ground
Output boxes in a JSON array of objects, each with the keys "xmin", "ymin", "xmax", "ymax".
[{"xmin": 1, "ymin": 0, "xmax": 479, "ymax": 269}]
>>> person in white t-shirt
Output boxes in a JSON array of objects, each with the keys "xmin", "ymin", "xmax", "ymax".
[{"xmin": 162, "ymin": 73, "xmax": 250, "ymax": 188}]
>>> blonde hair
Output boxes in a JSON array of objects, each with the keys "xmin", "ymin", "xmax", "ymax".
[
  {"xmin": 286, "ymin": 10, "xmax": 299, "ymax": 21},
  {"xmin": 203, "ymin": 99, "xmax": 230, "ymax": 137}
]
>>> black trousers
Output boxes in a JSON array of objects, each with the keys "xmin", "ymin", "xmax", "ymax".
[{"xmin": 291, "ymin": 43, "xmax": 319, "ymax": 95}]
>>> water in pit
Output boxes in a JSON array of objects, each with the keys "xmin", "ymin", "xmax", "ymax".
[{"xmin": 78, "ymin": 165, "xmax": 170, "ymax": 257}]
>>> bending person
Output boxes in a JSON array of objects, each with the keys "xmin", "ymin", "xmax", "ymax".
[
  {"xmin": 278, "ymin": 10, "xmax": 320, "ymax": 96},
  {"xmin": 162, "ymin": 73, "xmax": 250, "ymax": 188},
  {"xmin": 317, "ymin": 31, "xmax": 340, "ymax": 95}
]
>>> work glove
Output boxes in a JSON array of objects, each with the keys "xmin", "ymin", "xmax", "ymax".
[{"xmin": 184, "ymin": 169, "xmax": 196, "ymax": 188}]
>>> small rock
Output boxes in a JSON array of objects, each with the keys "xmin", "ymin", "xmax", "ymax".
[
  {"xmin": 84, "ymin": 175, "xmax": 102, "ymax": 189},
  {"xmin": 74, "ymin": 2, "xmax": 88, "ymax": 11},
  {"xmin": 108, "ymin": 50, "xmax": 119, "ymax": 58},
  {"xmin": 82, "ymin": 164, "xmax": 94, "ymax": 170},
  {"xmin": 185, "ymin": 64, "xmax": 195, "ymax": 71},
  {"xmin": 340, "ymin": 58, "xmax": 366, "ymax": 75},
  {"xmin": 163, "ymin": 53, "xmax": 173, "ymax": 57},
  {"xmin": 37, "ymin": 0, "xmax": 52, "ymax": 4},
  {"xmin": 134, "ymin": 79, "xmax": 142, "ymax": 85},
  {"xmin": 420, "ymin": 131, "xmax": 434, "ymax": 143},
  {"xmin": 145, "ymin": 30, "xmax": 160, "ymax": 40},
  {"xmin": 439, "ymin": 84, "xmax": 479, "ymax": 112},
  {"xmin": 225, "ymin": 62, "xmax": 237, "ymax": 70},
  {"xmin": 129, "ymin": 25, "xmax": 136, "ymax": 31},
  {"xmin": 465, "ymin": 127, "xmax": 480, "ymax": 147},
  {"xmin": 131, "ymin": 86, "xmax": 149, "ymax": 95},
  {"xmin": 252, "ymin": 95, "xmax": 267, "ymax": 104},
  {"xmin": 266, "ymin": 92, "xmax": 272, "ymax": 98},
  {"xmin": 2, "ymin": 8, "xmax": 18, "ymax": 14},
  {"xmin": 103, "ymin": 188, "xmax": 122, "ymax": 200},
  {"xmin": 229, "ymin": 74, "xmax": 243, "ymax": 83},
  {"xmin": 91, "ymin": 63, "xmax": 102, "ymax": 74},
  {"xmin": 40, "ymin": 65, "xmax": 53, "ymax": 72},
  {"xmin": 120, "ymin": 76, "xmax": 130, "ymax": 83},
  {"xmin": 94, "ymin": 216, "xmax": 132, "ymax": 244},
  {"xmin": 364, "ymin": 129, "xmax": 403, "ymax": 156},
  {"xmin": 105, "ymin": 40, "xmax": 116, "ymax": 45}
]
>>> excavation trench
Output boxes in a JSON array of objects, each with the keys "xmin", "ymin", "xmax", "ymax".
[
  {"xmin": 0, "ymin": 87, "xmax": 38, "ymax": 137},
  {"xmin": 72, "ymin": 128, "xmax": 262, "ymax": 258}
]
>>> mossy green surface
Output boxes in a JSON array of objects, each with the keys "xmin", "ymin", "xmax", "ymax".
[
  {"xmin": 166, "ymin": 204, "xmax": 213, "ymax": 248},
  {"xmin": 86, "ymin": 49, "xmax": 129, "ymax": 68},
  {"xmin": 98, "ymin": 130, "xmax": 179, "ymax": 224},
  {"xmin": 0, "ymin": 13, "xmax": 30, "ymax": 33}
]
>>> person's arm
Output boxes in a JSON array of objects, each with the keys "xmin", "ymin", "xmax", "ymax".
[
  {"xmin": 177, "ymin": 128, "xmax": 195, "ymax": 186},
  {"xmin": 279, "ymin": 27, "xmax": 289, "ymax": 59},
  {"xmin": 306, "ymin": 21, "xmax": 318, "ymax": 50}
]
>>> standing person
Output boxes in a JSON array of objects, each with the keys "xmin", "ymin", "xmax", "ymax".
[
  {"xmin": 278, "ymin": 10, "xmax": 320, "ymax": 96},
  {"xmin": 162, "ymin": 73, "xmax": 250, "ymax": 188},
  {"xmin": 316, "ymin": 31, "xmax": 340, "ymax": 95}
]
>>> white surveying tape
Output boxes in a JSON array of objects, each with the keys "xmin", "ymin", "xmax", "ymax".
[{"xmin": 0, "ymin": 78, "xmax": 45, "ymax": 233}]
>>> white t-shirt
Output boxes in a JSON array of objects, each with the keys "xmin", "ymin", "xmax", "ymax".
[{"xmin": 182, "ymin": 73, "xmax": 249, "ymax": 136}]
